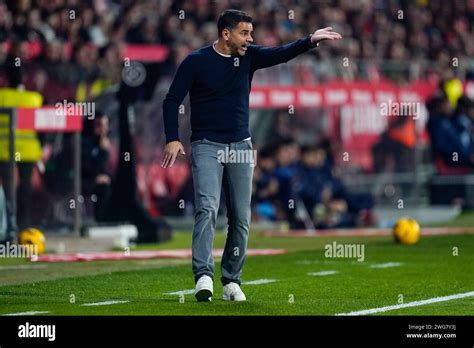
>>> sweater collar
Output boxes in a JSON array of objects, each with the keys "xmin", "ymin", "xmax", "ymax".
[{"xmin": 213, "ymin": 41, "xmax": 232, "ymax": 57}]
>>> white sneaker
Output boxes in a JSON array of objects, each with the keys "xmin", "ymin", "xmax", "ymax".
[
  {"xmin": 195, "ymin": 275, "xmax": 213, "ymax": 302},
  {"xmin": 223, "ymin": 282, "xmax": 246, "ymax": 301}
]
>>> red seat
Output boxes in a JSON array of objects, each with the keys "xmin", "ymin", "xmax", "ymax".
[{"xmin": 434, "ymin": 155, "xmax": 471, "ymax": 175}]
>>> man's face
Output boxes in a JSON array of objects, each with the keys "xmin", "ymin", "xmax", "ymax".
[
  {"xmin": 93, "ymin": 117, "xmax": 109, "ymax": 137},
  {"xmin": 225, "ymin": 22, "xmax": 253, "ymax": 56},
  {"xmin": 302, "ymin": 149, "xmax": 324, "ymax": 167},
  {"xmin": 466, "ymin": 105, "xmax": 474, "ymax": 120},
  {"xmin": 276, "ymin": 145, "xmax": 292, "ymax": 167}
]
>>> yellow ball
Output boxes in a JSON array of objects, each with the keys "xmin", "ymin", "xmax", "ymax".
[
  {"xmin": 18, "ymin": 228, "xmax": 46, "ymax": 255},
  {"xmin": 393, "ymin": 218, "xmax": 420, "ymax": 245}
]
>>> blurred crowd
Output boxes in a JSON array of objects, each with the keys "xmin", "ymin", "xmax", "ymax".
[
  {"xmin": 1, "ymin": 0, "xmax": 474, "ymax": 98},
  {"xmin": 146, "ymin": 136, "xmax": 376, "ymax": 228},
  {"xmin": 251, "ymin": 138, "xmax": 375, "ymax": 228},
  {"xmin": 427, "ymin": 86, "xmax": 474, "ymax": 174}
]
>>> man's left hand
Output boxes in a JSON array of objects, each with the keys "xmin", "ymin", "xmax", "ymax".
[{"xmin": 311, "ymin": 27, "xmax": 343, "ymax": 44}]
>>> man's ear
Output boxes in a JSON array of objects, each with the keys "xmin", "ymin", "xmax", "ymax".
[{"xmin": 222, "ymin": 28, "xmax": 230, "ymax": 41}]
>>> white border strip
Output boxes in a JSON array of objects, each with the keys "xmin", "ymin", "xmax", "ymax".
[
  {"xmin": 164, "ymin": 289, "xmax": 194, "ymax": 296},
  {"xmin": 0, "ymin": 265, "xmax": 48, "ymax": 270},
  {"xmin": 370, "ymin": 262, "xmax": 403, "ymax": 269},
  {"xmin": 308, "ymin": 271, "xmax": 338, "ymax": 276},
  {"xmin": 81, "ymin": 300, "xmax": 129, "ymax": 306},
  {"xmin": 3, "ymin": 311, "xmax": 50, "ymax": 316},
  {"xmin": 242, "ymin": 279, "xmax": 277, "ymax": 285},
  {"xmin": 336, "ymin": 291, "xmax": 474, "ymax": 316}
]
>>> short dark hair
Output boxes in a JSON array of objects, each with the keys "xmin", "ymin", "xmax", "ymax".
[
  {"xmin": 259, "ymin": 146, "xmax": 274, "ymax": 159},
  {"xmin": 301, "ymin": 144, "xmax": 324, "ymax": 155},
  {"xmin": 217, "ymin": 9, "xmax": 252, "ymax": 37}
]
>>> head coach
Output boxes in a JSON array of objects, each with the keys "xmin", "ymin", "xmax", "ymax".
[{"xmin": 161, "ymin": 9, "xmax": 342, "ymax": 302}]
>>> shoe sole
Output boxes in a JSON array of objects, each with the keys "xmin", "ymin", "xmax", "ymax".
[{"xmin": 195, "ymin": 289, "xmax": 213, "ymax": 302}]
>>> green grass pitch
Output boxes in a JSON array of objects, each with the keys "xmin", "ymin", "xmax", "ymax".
[{"xmin": 1, "ymin": 224, "xmax": 473, "ymax": 316}]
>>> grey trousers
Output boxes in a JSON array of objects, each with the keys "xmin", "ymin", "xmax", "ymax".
[{"xmin": 191, "ymin": 137, "xmax": 254, "ymax": 286}]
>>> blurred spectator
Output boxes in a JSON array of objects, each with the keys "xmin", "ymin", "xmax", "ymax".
[
  {"xmin": 81, "ymin": 111, "xmax": 112, "ymax": 220},
  {"xmin": 273, "ymin": 139, "xmax": 300, "ymax": 227},
  {"xmin": 372, "ymin": 116, "xmax": 416, "ymax": 173},
  {"xmin": 427, "ymin": 92, "xmax": 474, "ymax": 173},
  {"xmin": 252, "ymin": 146, "xmax": 280, "ymax": 221},
  {"xmin": 453, "ymin": 95, "xmax": 474, "ymax": 160},
  {"xmin": 293, "ymin": 145, "xmax": 330, "ymax": 216},
  {"xmin": 315, "ymin": 172, "xmax": 375, "ymax": 228},
  {"xmin": 294, "ymin": 144, "xmax": 375, "ymax": 228},
  {"xmin": 0, "ymin": 78, "xmax": 43, "ymax": 230}
]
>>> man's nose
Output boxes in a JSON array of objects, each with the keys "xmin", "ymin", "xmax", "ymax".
[{"xmin": 248, "ymin": 36, "xmax": 253, "ymax": 43}]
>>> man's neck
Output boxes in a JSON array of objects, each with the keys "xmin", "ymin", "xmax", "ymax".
[{"xmin": 214, "ymin": 39, "xmax": 232, "ymax": 57}]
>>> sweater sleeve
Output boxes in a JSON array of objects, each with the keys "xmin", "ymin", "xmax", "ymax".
[
  {"xmin": 249, "ymin": 36, "xmax": 315, "ymax": 72},
  {"xmin": 162, "ymin": 55, "xmax": 196, "ymax": 143}
]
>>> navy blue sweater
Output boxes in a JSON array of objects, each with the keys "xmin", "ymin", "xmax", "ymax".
[{"xmin": 163, "ymin": 36, "xmax": 315, "ymax": 143}]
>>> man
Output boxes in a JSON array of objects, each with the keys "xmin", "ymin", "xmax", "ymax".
[
  {"xmin": 0, "ymin": 77, "xmax": 43, "ymax": 233},
  {"xmin": 162, "ymin": 9, "xmax": 342, "ymax": 302},
  {"xmin": 81, "ymin": 112, "xmax": 112, "ymax": 220}
]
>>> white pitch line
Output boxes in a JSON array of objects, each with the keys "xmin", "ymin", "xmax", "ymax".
[
  {"xmin": 336, "ymin": 291, "xmax": 474, "ymax": 316},
  {"xmin": 81, "ymin": 300, "xmax": 129, "ymax": 306},
  {"xmin": 242, "ymin": 279, "xmax": 277, "ymax": 285},
  {"xmin": 0, "ymin": 265, "xmax": 48, "ymax": 270},
  {"xmin": 296, "ymin": 260, "xmax": 338, "ymax": 265},
  {"xmin": 164, "ymin": 279, "xmax": 278, "ymax": 295},
  {"xmin": 3, "ymin": 311, "xmax": 50, "ymax": 316},
  {"xmin": 370, "ymin": 262, "xmax": 403, "ymax": 269},
  {"xmin": 164, "ymin": 289, "xmax": 194, "ymax": 296},
  {"xmin": 307, "ymin": 271, "xmax": 338, "ymax": 276}
]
